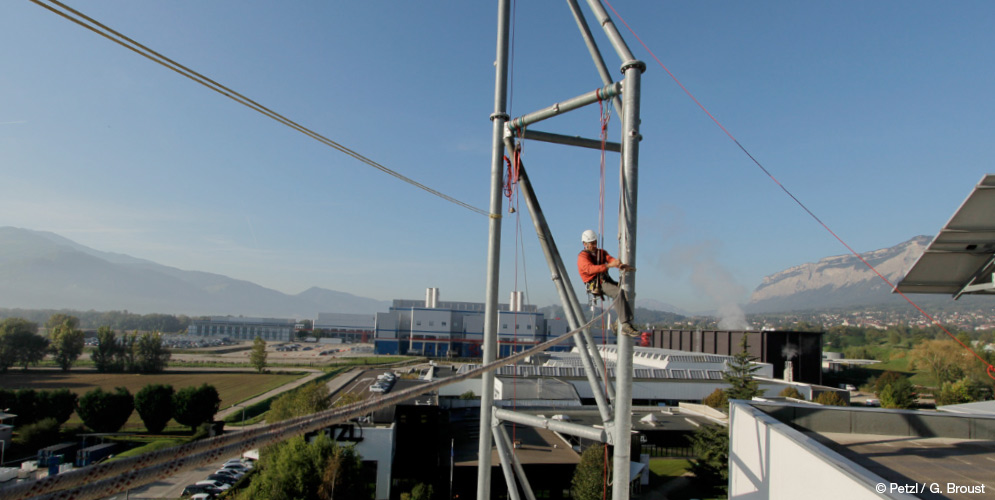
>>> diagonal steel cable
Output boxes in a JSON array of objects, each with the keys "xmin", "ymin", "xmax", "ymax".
[{"xmin": 28, "ymin": 0, "xmax": 492, "ymax": 218}]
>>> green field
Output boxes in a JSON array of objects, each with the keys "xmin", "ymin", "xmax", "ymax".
[{"xmin": 0, "ymin": 369, "xmax": 306, "ymax": 431}]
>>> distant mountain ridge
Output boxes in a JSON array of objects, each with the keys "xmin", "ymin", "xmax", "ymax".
[
  {"xmin": 746, "ymin": 235, "xmax": 934, "ymax": 313},
  {"xmin": 0, "ymin": 227, "xmax": 390, "ymax": 317}
]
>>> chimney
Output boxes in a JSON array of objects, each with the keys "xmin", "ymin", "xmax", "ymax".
[
  {"xmin": 425, "ymin": 288, "xmax": 439, "ymax": 308},
  {"xmin": 510, "ymin": 291, "xmax": 524, "ymax": 312},
  {"xmin": 784, "ymin": 360, "xmax": 794, "ymax": 383}
]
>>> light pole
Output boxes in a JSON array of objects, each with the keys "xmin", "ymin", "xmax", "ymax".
[{"xmin": 233, "ymin": 404, "xmax": 245, "ymax": 427}]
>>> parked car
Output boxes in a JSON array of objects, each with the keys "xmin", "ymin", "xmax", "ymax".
[
  {"xmin": 220, "ymin": 464, "xmax": 251, "ymax": 474},
  {"xmin": 189, "ymin": 494, "xmax": 213, "ymax": 500},
  {"xmin": 225, "ymin": 458, "xmax": 253, "ymax": 468},
  {"xmin": 207, "ymin": 474, "xmax": 238, "ymax": 485},
  {"xmin": 214, "ymin": 469, "xmax": 244, "ymax": 479},
  {"xmin": 195, "ymin": 480, "xmax": 231, "ymax": 491},
  {"xmin": 182, "ymin": 484, "xmax": 222, "ymax": 497}
]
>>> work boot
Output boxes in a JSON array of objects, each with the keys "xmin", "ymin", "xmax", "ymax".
[{"xmin": 619, "ymin": 322, "xmax": 640, "ymax": 337}]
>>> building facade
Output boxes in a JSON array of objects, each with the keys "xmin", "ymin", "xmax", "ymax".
[
  {"xmin": 314, "ymin": 312, "xmax": 375, "ymax": 343},
  {"xmin": 374, "ymin": 289, "xmax": 608, "ymax": 357},
  {"xmin": 187, "ymin": 316, "xmax": 296, "ymax": 342}
]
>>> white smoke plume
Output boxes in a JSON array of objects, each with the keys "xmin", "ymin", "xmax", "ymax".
[{"xmin": 662, "ymin": 239, "xmax": 751, "ymax": 330}]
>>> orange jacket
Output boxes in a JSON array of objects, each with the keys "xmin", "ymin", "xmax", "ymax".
[{"xmin": 577, "ymin": 248, "xmax": 616, "ymax": 284}]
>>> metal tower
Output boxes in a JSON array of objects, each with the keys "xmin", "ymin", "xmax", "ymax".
[{"xmin": 478, "ymin": 1, "xmax": 645, "ymax": 499}]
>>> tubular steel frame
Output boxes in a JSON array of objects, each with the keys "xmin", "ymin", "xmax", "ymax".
[{"xmin": 479, "ymin": 1, "xmax": 645, "ymax": 499}]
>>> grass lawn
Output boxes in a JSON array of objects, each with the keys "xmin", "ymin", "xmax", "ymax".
[
  {"xmin": 649, "ymin": 458, "xmax": 690, "ymax": 480},
  {"xmin": 0, "ymin": 369, "xmax": 305, "ymax": 431}
]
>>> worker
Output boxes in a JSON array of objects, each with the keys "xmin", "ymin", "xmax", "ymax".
[{"xmin": 577, "ymin": 229, "xmax": 638, "ymax": 337}]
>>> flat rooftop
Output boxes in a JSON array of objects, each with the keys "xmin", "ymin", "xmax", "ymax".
[
  {"xmin": 810, "ymin": 432, "xmax": 994, "ymax": 500},
  {"xmin": 751, "ymin": 401, "xmax": 995, "ymax": 500}
]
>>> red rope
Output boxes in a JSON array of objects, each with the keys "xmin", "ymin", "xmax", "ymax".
[{"xmin": 602, "ymin": 0, "xmax": 995, "ymax": 381}]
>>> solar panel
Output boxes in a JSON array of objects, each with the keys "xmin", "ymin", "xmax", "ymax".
[{"xmin": 897, "ymin": 174, "xmax": 995, "ymax": 297}]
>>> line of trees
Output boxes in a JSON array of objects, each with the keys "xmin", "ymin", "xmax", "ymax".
[
  {"xmin": 0, "ymin": 308, "xmax": 193, "ymax": 333},
  {"xmin": 91, "ymin": 326, "xmax": 171, "ymax": 373},
  {"xmin": 1, "ymin": 383, "xmax": 220, "ymax": 434},
  {"xmin": 0, "ymin": 316, "xmax": 172, "ymax": 373}
]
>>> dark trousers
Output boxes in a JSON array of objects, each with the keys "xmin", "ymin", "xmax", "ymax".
[{"xmin": 587, "ymin": 277, "xmax": 634, "ymax": 327}]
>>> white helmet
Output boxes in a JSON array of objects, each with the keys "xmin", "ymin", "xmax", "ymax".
[{"xmin": 581, "ymin": 229, "xmax": 598, "ymax": 243}]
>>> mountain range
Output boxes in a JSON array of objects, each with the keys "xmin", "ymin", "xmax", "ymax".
[
  {"xmin": 0, "ymin": 227, "xmax": 389, "ymax": 317},
  {"xmin": 0, "ymin": 227, "xmax": 963, "ymax": 318},
  {"xmin": 745, "ymin": 235, "xmax": 953, "ymax": 313}
]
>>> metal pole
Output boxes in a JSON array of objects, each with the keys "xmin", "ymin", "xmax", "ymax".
[
  {"xmin": 520, "ymin": 129, "xmax": 621, "ymax": 152},
  {"xmin": 477, "ymin": 1, "xmax": 512, "ymax": 499},
  {"xmin": 496, "ymin": 424, "xmax": 538, "ymax": 500},
  {"xmin": 584, "ymin": 0, "xmax": 638, "ymax": 63},
  {"xmin": 508, "ymin": 142, "xmax": 615, "ymax": 422},
  {"xmin": 565, "ymin": 0, "xmax": 624, "ymax": 117},
  {"xmin": 611, "ymin": 62, "xmax": 643, "ymax": 500},
  {"xmin": 492, "ymin": 421, "xmax": 522, "ymax": 500},
  {"xmin": 494, "ymin": 408, "xmax": 610, "ymax": 443},
  {"xmin": 507, "ymin": 82, "xmax": 622, "ymax": 133}
]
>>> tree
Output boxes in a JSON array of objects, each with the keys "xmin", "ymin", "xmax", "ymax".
[
  {"xmin": 571, "ymin": 444, "xmax": 610, "ymax": 500},
  {"xmin": 46, "ymin": 389, "xmax": 79, "ymax": 425},
  {"xmin": 880, "ymin": 378, "xmax": 917, "ymax": 409},
  {"xmin": 44, "ymin": 313, "xmax": 79, "ymax": 333},
  {"xmin": 703, "ymin": 388, "xmax": 729, "ymax": 409},
  {"xmin": 814, "ymin": 391, "xmax": 848, "ymax": 406},
  {"xmin": 135, "ymin": 384, "xmax": 175, "ymax": 434},
  {"xmin": 120, "ymin": 332, "xmax": 138, "ymax": 372},
  {"xmin": 134, "ymin": 331, "xmax": 171, "ymax": 373},
  {"xmin": 401, "ymin": 483, "xmax": 435, "ymax": 500},
  {"xmin": 0, "ymin": 318, "xmax": 47, "ymax": 371},
  {"xmin": 458, "ymin": 390, "xmax": 477, "ymax": 400},
  {"xmin": 49, "ymin": 319, "xmax": 85, "ymax": 371},
  {"xmin": 267, "ymin": 381, "xmax": 329, "ymax": 423},
  {"xmin": 78, "ymin": 387, "xmax": 134, "ymax": 433},
  {"xmin": 236, "ymin": 433, "xmax": 369, "ymax": 500},
  {"xmin": 250, "ymin": 336, "xmax": 268, "ymax": 373},
  {"xmin": 873, "ymin": 371, "xmax": 904, "ymax": 395},
  {"xmin": 14, "ymin": 389, "xmax": 43, "ymax": 425},
  {"xmin": 14, "ymin": 418, "xmax": 61, "ymax": 451},
  {"xmin": 173, "ymin": 384, "xmax": 220, "ymax": 432},
  {"xmin": 908, "ymin": 339, "xmax": 969, "ymax": 386},
  {"xmin": 779, "ymin": 387, "xmax": 804, "ymax": 399},
  {"xmin": 92, "ymin": 326, "xmax": 125, "ymax": 372},
  {"xmin": 936, "ymin": 377, "xmax": 985, "ymax": 406},
  {"xmin": 723, "ymin": 334, "xmax": 764, "ymax": 403},
  {"xmin": 333, "ymin": 392, "xmax": 363, "ymax": 408},
  {"xmin": 688, "ymin": 424, "xmax": 729, "ymax": 495}
]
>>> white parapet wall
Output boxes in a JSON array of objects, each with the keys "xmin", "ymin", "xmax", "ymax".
[{"xmin": 728, "ymin": 401, "xmax": 917, "ymax": 500}]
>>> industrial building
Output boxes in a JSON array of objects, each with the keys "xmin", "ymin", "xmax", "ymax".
[
  {"xmin": 649, "ymin": 329, "xmax": 824, "ymax": 384},
  {"xmin": 313, "ymin": 312, "xmax": 375, "ymax": 343},
  {"xmin": 373, "ymin": 288, "xmax": 602, "ymax": 357},
  {"xmin": 450, "ymin": 345, "xmax": 842, "ymax": 406},
  {"xmin": 187, "ymin": 316, "xmax": 296, "ymax": 342}
]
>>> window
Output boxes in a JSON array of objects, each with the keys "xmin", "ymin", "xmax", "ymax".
[
  {"xmin": 416, "ymin": 321, "xmax": 422, "ymax": 326},
  {"xmin": 429, "ymin": 321, "xmax": 434, "ymax": 326},
  {"xmin": 442, "ymin": 321, "xmax": 447, "ymax": 326}
]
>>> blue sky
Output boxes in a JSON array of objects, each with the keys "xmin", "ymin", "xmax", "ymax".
[{"xmin": 1, "ymin": 1, "xmax": 993, "ymax": 314}]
